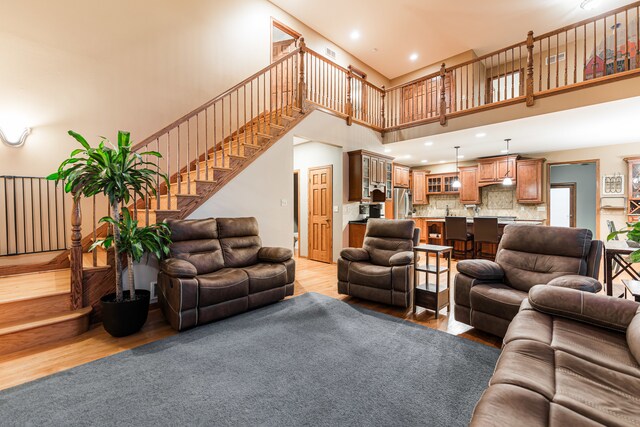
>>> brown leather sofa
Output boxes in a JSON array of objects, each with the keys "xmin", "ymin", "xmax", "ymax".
[
  {"xmin": 157, "ymin": 217, "xmax": 294, "ymax": 331},
  {"xmin": 471, "ymin": 285, "xmax": 640, "ymax": 426},
  {"xmin": 338, "ymin": 219, "xmax": 419, "ymax": 307},
  {"xmin": 454, "ymin": 224, "xmax": 603, "ymax": 337}
]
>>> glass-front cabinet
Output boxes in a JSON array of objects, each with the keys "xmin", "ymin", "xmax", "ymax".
[
  {"xmin": 385, "ymin": 162, "xmax": 393, "ymax": 199},
  {"xmin": 347, "ymin": 150, "xmax": 395, "ymax": 202},
  {"xmin": 427, "ymin": 176, "xmax": 442, "ymax": 194},
  {"xmin": 427, "ymin": 173, "xmax": 460, "ymax": 195},
  {"xmin": 362, "ymin": 155, "xmax": 371, "ymax": 200}
]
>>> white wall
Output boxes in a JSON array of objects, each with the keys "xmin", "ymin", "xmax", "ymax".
[
  {"xmin": 189, "ymin": 133, "xmax": 294, "ymax": 250},
  {"xmin": 294, "ymin": 142, "xmax": 343, "ymax": 261}
]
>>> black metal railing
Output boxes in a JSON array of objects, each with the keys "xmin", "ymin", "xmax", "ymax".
[{"xmin": 0, "ymin": 176, "xmax": 69, "ymax": 256}]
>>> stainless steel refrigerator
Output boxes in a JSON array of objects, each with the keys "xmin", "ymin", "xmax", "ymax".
[{"xmin": 393, "ymin": 188, "xmax": 412, "ymax": 219}]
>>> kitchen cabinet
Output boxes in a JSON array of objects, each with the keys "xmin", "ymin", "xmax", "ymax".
[
  {"xmin": 413, "ymin": 218, "xmax": 427, "ymax": 242},
  {"xmin": 626, "ymin": 157, "xmax": 640, "ymax": 222},
  {"xmin": 411, "ymin": 170, "xmax": 428, "ymax": 205},
  {"xmin": 349, "ymin": 223, "xmax": 367, "ymax": 248},
  {"xmin": 478, "ymin": 155, "xmax": 518, "ymax": 184},
  {"xmin": 459, "ymin": 166, "xmax": 481, "ymax": 204},
  {"xmin": 348, "ymin": 150, "xmax": 394, "ymax": 202},
  {"xmin": 426, "ymin": 173, "xmax": 459, "ymax": 195},
  {"xmin": 516, "ymin": 158, "xmax": 545, "ymax": 203},
  {"xmin": 393, "ymin": 164, "xmax": 410, "ymax": 188}
]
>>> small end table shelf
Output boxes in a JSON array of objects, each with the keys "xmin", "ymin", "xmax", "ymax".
[{"xmin": 412, "ymin": 244, "xmax": 453, "ymax": 318}]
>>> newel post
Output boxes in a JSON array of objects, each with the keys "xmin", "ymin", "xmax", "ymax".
[
  {"xmin": 526, "ymin": 30, "xmax": 535, "ymax": 107},
  {"xmin": 70, "ymin": 193, "xmax": 84, "ymax": 310},
  {"xmin": 439, "ymin": 63, "xmax": 447, "ymax": 126},
  {"xmin": 346, "ymin": 66, "xmax": 353, "ymax": 126},
  {"xmin": 298, "ymin": 38, "xmax": 307, "ymax": 113}
]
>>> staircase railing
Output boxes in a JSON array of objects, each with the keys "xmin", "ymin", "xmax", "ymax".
[{"xmin": 0, "ymin": 176, "xmax": 69, "ymax": 257}]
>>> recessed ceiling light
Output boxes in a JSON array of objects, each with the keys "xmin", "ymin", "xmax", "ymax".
[
  {"xmin": 457, "ymin": 155, "xmax": 464, "ymax": 159},
  {"xmin": 501, "ymin": 149, "xmax": 509, "ymax": 153},
  {"xmin": 475, "ymin": 132, "xmax": 487, "ymax": 138},
  {"xmin": 439, "ymin": 160, "xmax": 446, "ymax": 164},
  {"xmin": 424, "ymin": 141, "xmax": 433, "ymax": 146},
  {"xmin": 403, "ymin": 155, "xmax": 412, "ymax": 159},
  {"xmin": 421, "ymin": 160, "xmax": 428, "ymax": 163},
  {"xmin": 409, "ymin": 53, "xmax": 419, "ymax": 61},
  {"xmin": 350, "ymin": 30, "xmax": 361, "ymax": 40},
  {"xmin": 580, "ymin": 0, "xmax": 599, "ymax": 10},
  {"xmin": 384, "ymin": 148, "xmax": 392, "ymax": 153}
]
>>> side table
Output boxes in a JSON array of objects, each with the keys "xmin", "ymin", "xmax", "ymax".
[{"xmin": 412, "ymin": 244, "xmax": 453, "ymax": 318}]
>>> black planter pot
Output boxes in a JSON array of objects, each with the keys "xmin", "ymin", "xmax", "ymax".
[{"xmin": 100, "ymin": 290, "xmax": 150, "ymax": 337}]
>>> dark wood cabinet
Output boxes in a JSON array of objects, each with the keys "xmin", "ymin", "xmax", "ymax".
[
  {"xmin": 426, "ymin": 173, "xmax": 459, "ymax": 195},
  {"xmin": 393, "ymin": 164, "xmax": 410, "ymax": 188},
  {"xmin": 478, "ymin": 155, "xmax": 518, "ymax": 183},
  {"xmin": 516, "ymin": 158, "xmax": 545, "ymax": 203},
  {"xmin": 412, "ymin": 171, "xmax": 427, "ymax": 205},
  {"xmin": 626, "ymin": 157, "xmax": 640, "ymax": 222},
  {"xmin": 348, "ymin": 150, "xmax": 394, "ymax": 202},
  {"xmin": 412, "ymin": 218, "xmax": 427, "ymax": 242},
  {"xmin": 459, "ymin": 166, "xmax": 481, "ymax": 204}
]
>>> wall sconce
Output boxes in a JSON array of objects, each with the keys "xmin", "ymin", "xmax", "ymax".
[{"xmin": 0, "ymin": 127, "xmax": 31, "ymax": 148}]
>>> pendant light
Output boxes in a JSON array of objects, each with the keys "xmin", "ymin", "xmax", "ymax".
[
  {"xmin": 502, "ymin": 138, "xmax": 513, "ymax": 186},
  {"xmin": 452, "ymin": 146, "xmax": 461, "ymax": 189}
]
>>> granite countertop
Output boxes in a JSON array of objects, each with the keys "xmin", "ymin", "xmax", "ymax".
[{"xmin": 409, "ymin": 216, "xmax": 544, "ymax": 225}]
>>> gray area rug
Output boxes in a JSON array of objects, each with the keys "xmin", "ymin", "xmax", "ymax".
[{"xmin": 1, "ymin": 293, "xmax": 499, "ymax": 426}]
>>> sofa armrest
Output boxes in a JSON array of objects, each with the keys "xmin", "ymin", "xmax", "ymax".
[
  {"xmin": 258, "ymin": 247, "xmax": 293, "ymax": 263},
  {"xmin": 547, "ymin": 275, "xmax": 602, "ymax": 293},
  {"xmin": 340, "ymin": 248, "xmax": 370, "ymax": 262},
  {"xmin": 457, "ymin": 260, "xmax": 505, "ymax": 280},
  {"xmin": 160, "ymin": 258, "xmax": 198, "ymax": 279},
  {"xmin": 528, "ymin": 285, "xmax": 640, "ymax": 332},
  {"xmin": 389, "ymin": 251, "xmax": 414, "ymax": 266}
]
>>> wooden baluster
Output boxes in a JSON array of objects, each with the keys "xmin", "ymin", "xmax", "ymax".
[
  {"xmin": 298, "ymin": 38, "xmax": 306, "ymax": 112},
  {"xmin": 604, "ymin": 17, "xmax": 607, "ymax": 76},
  {"xmin": 186, "ymin": 119, "xmax": 191, "ymax": 194},
  {"xmin": 205, "ymin": 109, "xmax": 209, "ymax": 180},
  {"xmin": 155, "ymin": 138, "xmax": 160, "ymax": 210},
  {"xmin": 221, "ymin": 98, "xmax": 225, "ymax": 167},
  {"xmin": 70, "ymin": 192, "xmax": 83, "ymax": 310},
  {"xmin": 624, "ymin": 9, "xmax": 628, "ymax": 72},
  {"xmin": 555, "ymin": 33, "xmax": 559, "ymax": 88},
  {"xmin": 176, "ymin": 124, "xmax": 181, "ymax": 196},
  {"xmin": 547, "ymin": 37, "xmax": 551, "ymax": 90},
  {"xmin": 346, "ymin": 66, "xmax": 353, "ymax": 126},
  {"xmin": 526, "ymin": 31, "xmax": 535, "ymax": 106},
  {"xmin": 538, "ymin": 39, "xmax": 543, "ymax": 91},
  {"xmin": 439, "ymin": 63, "xmax": 447, "ymax": 125},
  {"xmin": 574, "ymin": 27, "xmax": 578, "ymax": 84},
  {"xmin": 166, "ymin": 132, "xmax": 171, "ymax": 209}
]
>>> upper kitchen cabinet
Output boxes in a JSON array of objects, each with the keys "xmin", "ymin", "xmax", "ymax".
[
  {"xmin": 459, "ymin": 166, "xmax": 481, "ymax": 204},
  {"xmin": 627, "ymin": 157, "xmax": 640, "ymax": 222},
  {"xmin": 426, "ymin": 173, "xmax": 459, "ymax": 195},
  {"xmin": 411, "ymin": 170, "xmax": 428, "ymax": 205},
  {"xmin": 516, "ymin": 158, "xmax": 545, "ymax": 204},
  {"xmin": 348, "ymin": 150, "xmax": 395, "ymax": 202},
  {"xmin": 393, "ymin": 164, "xmax": 410, "ymax": 188},
  {"xmin": 478, "ymin": 155, "xmax": 519, "ymax": 184}
]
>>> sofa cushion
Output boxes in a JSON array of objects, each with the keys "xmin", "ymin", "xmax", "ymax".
[
  {"xmin": 363, "ymin": 219, "xmax": 415, "ymax": 266},
  {"xmin": 457, "ymin": 259, "xmax": 504, "ymax": 280},
  {"xmin": 166, "ymin": 218, "xmax": 218, "ymax": 241},
  {"xmin": 217, "ymin": 217, "xmax": 260, "ymax": 238},
  {"xmin": 547, "ymin": 275, "xmax": 602, "ymax": 293},
  {"xmin": 470, "ymin": 283, "xmax": 528, "ymax": 321},
  {"xmin": 165, "ymin": 218, "xmax": 225, "ymax": 275},
  {"xmin": 629, "ymin": 315, "xmax": 640, "ymax": 366},
  {"xmin": 197, "ymin": 268, "xmax": 249, "ymax": 306},
  {"xmin": 243, "ymin": 263, "xmax": 288, "ymax": 293},
  {"xmin": 348, "ymin": 262, "xmax": 392, "ymax": 290}
]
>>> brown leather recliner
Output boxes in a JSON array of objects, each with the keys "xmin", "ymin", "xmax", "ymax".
[
  {"xmin": 471, "ymin": 286, "xmax": 640, "ymax": 425},
  {"xmin": 338, "ymin": 219, "xmax": 420, "ymax": 307},
  {"xmin": 454, "ymin": 224, "xmax": 603, "ymax": 337},
  {"xmin": 157, "ymin": 217, "xmax": 294, "ymax": 331}
]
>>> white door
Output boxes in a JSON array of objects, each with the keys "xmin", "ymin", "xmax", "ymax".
[{"xmin": 550, "ymin": 187, "xmax": 572, "ymax": 227}]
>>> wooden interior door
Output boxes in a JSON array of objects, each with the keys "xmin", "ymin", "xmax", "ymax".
[{"xmin": 308, "ymin": 166, "xmax": 333, "ymax": 263}]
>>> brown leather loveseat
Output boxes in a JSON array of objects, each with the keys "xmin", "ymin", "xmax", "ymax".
[
  {"xmin": 158, "ymin": 217, "xmax": 294, "ymax": 331},
  {"xmin": 471, "ymin": 286, "xmax": 640, "ymax": 426},
  {"xmin": 454, "ymin": 224, "xmax": 603, "ymax": 337},
  {"xmin": 338, "ymin": 219, "xmax": 419, "ymax": 307}
]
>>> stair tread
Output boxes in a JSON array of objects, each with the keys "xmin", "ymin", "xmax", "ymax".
[
  {"xmin": 0, "ymin": 269, "xmax": 70, "ymax": 304},
  {"xmin": 0, "ymin": 306, "xmax": 91, "ymax": 336}
]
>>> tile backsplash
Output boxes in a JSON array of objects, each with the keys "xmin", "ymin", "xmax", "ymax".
[{"xmin": 413, "ymin": 186, "xmax": 546, "ymax": 220}]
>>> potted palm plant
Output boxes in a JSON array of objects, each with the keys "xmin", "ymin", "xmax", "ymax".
[
  {"xmin": 608, "ymin": 220, "xmax": 640, "ymax": 262},
  {"xmin": 48, "ymin": 130, "xmax": 169, "ymax": 336},
  {"xmin": 91, "ymin": 207, "xmax": 171, "ymax": 336}
]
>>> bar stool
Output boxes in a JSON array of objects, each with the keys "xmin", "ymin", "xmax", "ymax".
[
  {"xmin": 445, "ymin": 216, "xmax": 474, "ymax": 260},
  {"xmin": 473, "ymin": 217, "xmax": 500, "ymax": 260}
]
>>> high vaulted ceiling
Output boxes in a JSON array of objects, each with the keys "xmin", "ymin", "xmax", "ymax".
[{"xmin": 269, "ymin": 0, "xmax": 635, "ymax": 79}]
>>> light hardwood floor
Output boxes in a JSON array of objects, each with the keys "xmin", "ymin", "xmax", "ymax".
[{"xmin": 0, "ymin": 256, "xmax": 500, "ymax": 391}]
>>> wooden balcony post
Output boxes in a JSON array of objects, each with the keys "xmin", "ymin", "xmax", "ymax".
[
  {"xmin": 439, "ymin": 63, "xmax": 447, "ymax": 126},
  {"xmin": 380, "ymin": 85, "xmax": 386, "ymax": 134},
  {"xmin": 346, "ymin": 66, "xmax": 353, "ymax": 126},
  {"xmin": 298, "ymin": 38, "xmax": 307, "ymax": 113},
  {"xmin": 526, "ymin": 31, "xmax": 535, "ymax": 107},
  {"xmin": 70, "ymin": 193, "xmax": 83, "ymax": 310}
]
